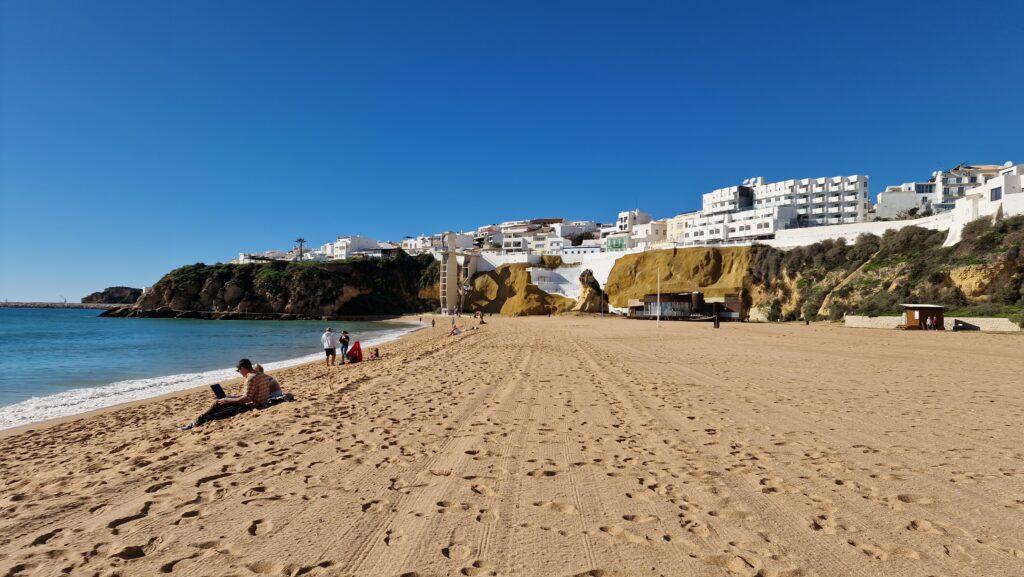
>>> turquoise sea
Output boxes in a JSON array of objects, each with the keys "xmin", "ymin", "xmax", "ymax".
[{"xmin": 0, "ymin": 308, "xmax": 420, "ymax": 430}]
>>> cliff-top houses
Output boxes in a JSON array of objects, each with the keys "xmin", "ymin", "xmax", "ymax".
[{"xmin": 232, "ymin": 161, "xmax": 1022, "ymax": 264}]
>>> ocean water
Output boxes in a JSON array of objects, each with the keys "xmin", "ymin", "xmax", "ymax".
[{"xmin": 0, "ymin": 308, "xmax": 421, "ymax": 430}]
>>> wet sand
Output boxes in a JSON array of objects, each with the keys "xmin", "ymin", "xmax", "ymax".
[{"xmin": 1, "ymin": 316, "xmax": 1022, "ymax": 576}]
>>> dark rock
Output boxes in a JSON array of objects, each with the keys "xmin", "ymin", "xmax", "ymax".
[{"xmin": 82, "ymin": 286, "xmax": 143, "ymax": 305}]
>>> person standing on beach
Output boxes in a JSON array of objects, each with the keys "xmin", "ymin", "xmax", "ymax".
[
  {"xmin": 339, "ymin": 330, "xmax": 351, "ymax": 363},
  {"xmin": 321, "ymin": 328, "xmax": 339, "ymax": 366}
]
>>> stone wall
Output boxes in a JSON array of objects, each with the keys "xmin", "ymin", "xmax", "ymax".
[{"xmin": 845, "ymin": 315, "xmax": 1022, "ymax": 332}]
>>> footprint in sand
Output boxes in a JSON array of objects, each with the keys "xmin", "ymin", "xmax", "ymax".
[
  {"xmin": 598, "ymin": 525, "xmax": 644, "ymax": 544},
  {"xmin": 247, "ymin": 518, "xmax": 273, "ymax": 536},
  {"xmin": 476, "ymin": 509, "xmax": 499, "ymax": 523},
  {"xmin": 442, "ymin": 542, "xmax": 474, "ymax": 560},
  {"xmin": 461, "ymin": 559, "xmax": 497, "ymax": 576},
  {"xmin": 533, "ymin": 501, "xmax": 578, "ymax": 514},
  {"xmin": 622, "ymin": 514, "xmax": 658, "ymax": 524},
  {"xmin": 470, "ymin": 484, "xmax": 496, "ymax": 497}
]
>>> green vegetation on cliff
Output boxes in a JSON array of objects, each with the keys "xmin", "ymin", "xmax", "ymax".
[
  {"xmin": 82, "ymin": 286, "xmax": 143, "ymax": 304},
  {"xmin": 750, "ymin": 216, "xmax": 1024, "ymax": 325},
  {"xmin": 136, "ymin": 254, "xmax": 439, "ymax": 317}
]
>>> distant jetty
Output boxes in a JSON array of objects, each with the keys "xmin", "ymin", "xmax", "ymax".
[{"xmin": 0, "ymin": 302, "xmax": 120, "ymax": 310}]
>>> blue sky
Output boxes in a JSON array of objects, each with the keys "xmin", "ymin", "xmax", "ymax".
[{"xmin": 1, "ymin": 0, "xmax": 1022, "ymax": 301}]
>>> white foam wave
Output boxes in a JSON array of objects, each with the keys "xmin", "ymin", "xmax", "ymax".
[{"xmin": 0, "ymin": 324, "xmax": 424, "ymax": 431}]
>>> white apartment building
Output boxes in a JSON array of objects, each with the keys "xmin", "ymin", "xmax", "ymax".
[
  {"xmin": 601, "ymin": 209, "xmax": 652, "ymax": 238},
  {"xmin": 669, "ymin": 206, "xmax": 798, "ymax": 246},
  {"xmin": 874, "ymin": 162, "xmax": 1013, "ymax": 218},
  {"xmin": 663, "ymin": 174, "xmax": 868, "ymax": 246},
  {"xmin": 748, "ymin": 175, "xmax": 869, "ymax": 225},
  {"xmin": 932, "ymin": 163, "xmax": 1005, "ymax": 209},
  {"xmin": 527, "ymin": 233, "xmax": 571, "ymax": 254},
  {"xmin": 630, "ymin": 220, "xmax": 667, "ymax": 249},
  {"xmin": 323, "ymin": 235, "xmax": 380, "ymax": 260}
]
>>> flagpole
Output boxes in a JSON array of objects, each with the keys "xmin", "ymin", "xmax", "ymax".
[{"xmin": 656, "ymin": 266, "xmax": 661, "ymax": 328}]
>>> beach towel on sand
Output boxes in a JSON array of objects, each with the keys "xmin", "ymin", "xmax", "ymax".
[{"xmin": 346, "ymin": 341, "xmax": 363, "ymax": 363}]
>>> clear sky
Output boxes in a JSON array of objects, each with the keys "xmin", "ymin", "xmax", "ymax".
[{"xmin": 1, "ymin": 0, "xmax": 1022, "ymax": 301}]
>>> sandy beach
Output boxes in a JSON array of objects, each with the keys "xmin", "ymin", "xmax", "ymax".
[{"xmin": 1, "ymin": 316, "xmax": 1022, "ymax": 577}]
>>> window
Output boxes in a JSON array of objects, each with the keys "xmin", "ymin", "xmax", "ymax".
[{"xmin": 991, "ymin": 187, "xmax": 1003, "ymax": 201}]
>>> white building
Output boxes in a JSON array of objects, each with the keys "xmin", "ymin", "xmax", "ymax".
[
  {"xmin": 663, "ymin": 174, "xmax": 869, "ymax": 247},
  {"xmin": 874, "ymin": 181, "xmax": 937, "ymax": 219},
  {"xmin": 527, "ymin": 233, "xmax": 571, "ymax": 254},
  {"xmin": 551, "ymin": 220, "xmax": 599, "ymax": 240},
  {"xmin": 874, "ymin": 162, "xmax": 1012, "ymax": 218},
  {"xmin": 944, "ymin": 163, "xmax": 1024, "ymax": 245},
  {"xmin": 932, "ymin": 163, "xmax": 1005, "ymax": 210},
  {"xmin": 602, "ymin": 209, "xmax": 652, "ymax": 237},
  {"xmin": 234, "ymin": 249, "xmax": 292, "ymax": 264},
  {"xmin": 630, "ymin": 220, "xmax": 667, "ymax": 249},
  {"xmin": 323, "ymin": 236, "xmax": 380, "ymax": 260},
  {"xmin": 560, "ymin": 239, "xmax": 603, "ymax": 257},
  {"xmin": 668, "ymin": 206, "xmax": 798, "ymax": 246}
]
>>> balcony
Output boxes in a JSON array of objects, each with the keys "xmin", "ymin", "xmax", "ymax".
[
  {"xmin": 844, "ymin": 194, "xmax": 859, "ymax": 202},
  {"xmin": 812, "ymin": 196, "xmax": 826, "ymax": 203},
  {"xmin": 811, "ymin": 207, "xmax": 825, "ymax": 215},
  {"xmin": 827, "ymin": 196, "xmax": 841, "ymax": 203}
]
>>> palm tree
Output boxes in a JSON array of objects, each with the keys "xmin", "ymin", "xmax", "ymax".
[{"xmin": 295, "ymin": 237, "xmax": 306, "ymax": 261}]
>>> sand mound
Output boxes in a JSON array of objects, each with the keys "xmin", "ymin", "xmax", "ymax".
[
  {"xmin": 604, "ymin": 247, "xmax": 750, "ymax": 307},
  {"xmin": 465, "ymin": 264, "xmax": 576, "ymax": 316}
]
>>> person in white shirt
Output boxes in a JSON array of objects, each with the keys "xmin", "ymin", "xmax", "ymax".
[{"xmin": 321, "ymin": 328, "xmax": 340, "ymax": 366}]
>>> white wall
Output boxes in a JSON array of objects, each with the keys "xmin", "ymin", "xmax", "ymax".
[{"xmin": 764, "ymin": 212, "xmax": 953, "ymax": 248}]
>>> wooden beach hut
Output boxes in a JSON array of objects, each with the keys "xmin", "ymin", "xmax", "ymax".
[{"xmin": 900, "ymin": 304, "xmax": 945, "ymax": 330}]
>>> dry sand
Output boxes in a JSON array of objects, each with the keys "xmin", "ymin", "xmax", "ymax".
[{"xmin": 1, "ymin": 316, "xmax": 1023, "ymax": 577}]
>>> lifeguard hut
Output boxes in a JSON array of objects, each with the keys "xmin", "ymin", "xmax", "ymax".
[{"xmin": 900, "ymin": 304, "xmax": 945, "ymax": 330}]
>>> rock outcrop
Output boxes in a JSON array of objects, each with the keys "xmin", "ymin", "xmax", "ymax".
[
  {"xmin": 103, "ymin": 254, "xmax": 439, "ymax": 319},
  {"xmin": 604, "ymin": 247, "xmax": 750, "ymax": 307},
  {"xmin": 464, "ymin": 264, "xmax": 575, "ymax": 316},
  {"xmin": 82, "ymin": 286, "xmax": 143, "ymax": 304},
  {"xmin": 571, "ymin": 269, "xmax": 608, "ymax": 313}
]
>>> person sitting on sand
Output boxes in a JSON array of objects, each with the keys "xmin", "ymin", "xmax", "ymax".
[
  {"xmin": 371, "ymin": 347, "xmax": 381, "ymax": 360},
  {"xmin": 449, "ymin": 325, "xmax": 461, "ymax": 336},
  {"xmin": 180, "ymin": 359, "xmax": 283, "ymax": 430}
]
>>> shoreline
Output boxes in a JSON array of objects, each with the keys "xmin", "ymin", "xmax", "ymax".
[
  {"xmin": 0, "ymin": 302, "xmax": 120, "ymax": 309},
  {"xmin": 0, "ymin": 316, "xmax": 428, "ymax": 435}
]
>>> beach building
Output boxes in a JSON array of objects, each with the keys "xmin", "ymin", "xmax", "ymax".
[
  {"xmin": 900, "ymin": 304, "xmax": 945, "ymax": 330},
  {"xmin": 626, "ymin": 292, "xmax": 746, "ymax": 321}
]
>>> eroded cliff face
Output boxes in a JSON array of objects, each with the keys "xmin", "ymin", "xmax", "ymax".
[
  {"xmin": 604, "ymin": 247, "xmax": 750, "ymax": 307},
  {"xmin": 112, "ymin": 255, "xmax": 439, "ymax": 318},
  {"xmin": 572, "ymin": 269, "xmax": 607, "ymax": 313},
  {"xmin": 464, "ymin": 264, "xmax": 575, "ymax": 316}
]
